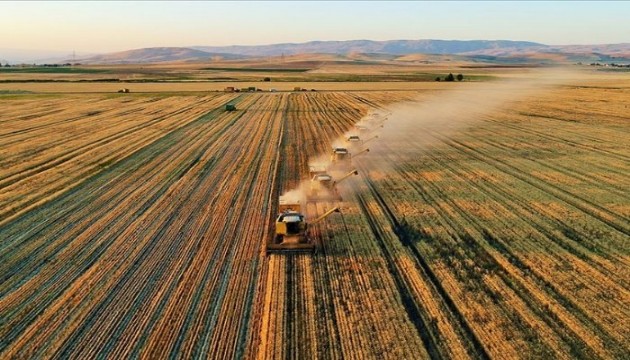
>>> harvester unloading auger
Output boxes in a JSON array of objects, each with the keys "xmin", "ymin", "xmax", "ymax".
[
  {"xmin": 353, "ymin": 148, "xmax": 370, "ymax": 158},
  {"xmin": 266, "ymin": 196, "xmax": 341, "ymax": 253},
  {"xmin": 362, "ymin": 135, "xmax": 379, "ymax": 145}
]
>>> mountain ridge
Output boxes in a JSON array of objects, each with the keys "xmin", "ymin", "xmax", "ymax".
[
  {"xmin": 4, "ymin": 39, "xmax": 629, "ymax": 64},
  {"xmin": 76, "ymin": 47, "xmax": 247, "ymax": 64},
  {"xmin": 190, "ymin": 39, "xmax": 546, "ymax": 56}
]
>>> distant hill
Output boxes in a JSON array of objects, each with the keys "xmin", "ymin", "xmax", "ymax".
[
  {"xmin": 77, "ymin": 47, "xmax": 247, "ymax": 64},
  {"xmin": 191, "ymin": 39, "xmax": 545, "ymax": 57},
  {"xmin": 17, "ymin": 40, "xmax": 628, "ymax": 65},
  {"xmin": 459, "ymin": 43, "xmax": 630, "ymax": 63}
]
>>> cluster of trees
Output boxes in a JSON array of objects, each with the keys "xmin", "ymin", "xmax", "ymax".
[
  {"xmin": 435, "ymin": 73, "xmax": 464, "ymax": 82},
  {"xmin": 587, "ymin": 62, "xmax": 630, "ymax": 68}
]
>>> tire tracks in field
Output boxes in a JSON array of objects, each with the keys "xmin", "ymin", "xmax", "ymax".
[
  {"xmin": 423, "ymin": 131, "xmax": 630, "ymax": 237},
  {"xmin": 477, "ymin": 118, "xmax": 630, "ymax": 197},
  {"xmin": 485, "ymin": 114, "xmax": 630, "ymax": 162},
  {"xmin": 358, "ymin": 120, "xmax": 627, "ymax": 357},
  {"xmin": 394, "ymin": 157, "xmax": 616, "ymax": 358},
  {"xmin": 354, "ymin": 168, "xmax": 490, "ymax": 360}
]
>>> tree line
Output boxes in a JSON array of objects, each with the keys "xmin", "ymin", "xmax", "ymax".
[{"xmin": 435, "ymin": 73, "xmax": 464, "ymax": 82}]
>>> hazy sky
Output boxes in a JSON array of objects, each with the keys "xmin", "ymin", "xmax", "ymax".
[{"xmin": 1, "ymin": 1, "xmax": 628, "ymax": 53}]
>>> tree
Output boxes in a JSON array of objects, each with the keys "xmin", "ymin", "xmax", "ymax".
[
  {"xmin": 445, "ymin": 73, "xmax": 455, "ymax": 82},
  {"xmin": 456, "ymin": 73, "xmax": 464, "ymax": 81},
  {"xmin": 435, "ymin": 76, "xmax": 441, "ymax": 82},
  {"xmin": 263, "ymin": 77, "xmax": 271, "ymax": 82}
]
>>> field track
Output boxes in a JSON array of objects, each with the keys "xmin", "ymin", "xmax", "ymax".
[{"xmin": 1, "ymin": 85, "xmax": 628, "ymax": 358}]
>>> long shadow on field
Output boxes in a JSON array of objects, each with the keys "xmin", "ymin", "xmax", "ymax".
[{"xmin": 345, "ymin": 180, "xmax": 491, "ymax": 360}]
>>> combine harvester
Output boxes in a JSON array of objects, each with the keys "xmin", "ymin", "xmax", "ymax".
[
  {"xmin": 355, "ymin": 122, "xmax": 384, "ymax": 134},
  {"xmin": 307, "ymin": 169, "xmax": 358, "ymax": 202},
  {"xmin": 331, "ymin": 147, "xmax": 351, "ymax": 165},
  {"xmin": 266, "ymin": 121, "xmax": 382, "ymax": 254},
  {"xmin": 330, "ymin": 146, "xmax": 369, "ymax": 170},
  {"xmin": 267, "ymin": 196, "xmax": 341, "ymax": 253},
  {"xmin": 354, "ymin": 125, "xmax": 368, "ymax": 133},
  {"xmin": 356, "ymin": 110, "xmax": 389, "ymax": 133},
  {"xmin": 309, "ymin": 164, "xmax": 328, "ymax": 178},
  {"xmin": 266, "ymin": 166, "xmax": 357, "ymax": 253},
  {"xmin": 345, "ymin": 134, "xmax": 379, "ymax": 147}
]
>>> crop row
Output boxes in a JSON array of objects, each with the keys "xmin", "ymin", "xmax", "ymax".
[
  {"xmin": 1, "ymin": 93, "xmax": 281, "ymax": 357},
  {"xmin": 0, "ymin": 94, "xmax": 235, "ymax": 225},
  {"xmin": 1, "ymin": 86, "xmax": 627, "ymax": 358},
  {"xmin": 350, "ymin": 87, "xmax": 629, "ymax": 358},
  {"xmin": 256, "ymin": 91, "xmax": 434, "ymax": 358}
]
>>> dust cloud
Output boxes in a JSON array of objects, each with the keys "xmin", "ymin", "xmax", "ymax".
[
  {"xmin": 281, "ymin": 67, "xmax": 581, "ymax": 211},
  {"xmin": 352, "ymin": 67, "xmax": 582, "ymax": 176},
  {"xmin": 280, "ymin": 186, "xmax": 307, "ymax": 205}
]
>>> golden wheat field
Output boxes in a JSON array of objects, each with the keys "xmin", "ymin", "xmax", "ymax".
[{"xmin": 1, "ymin": 70, "xmax": 629, "ymax": 359}]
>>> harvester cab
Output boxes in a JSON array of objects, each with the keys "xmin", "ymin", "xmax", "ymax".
[
  {"xmin": 331, "ymin": 147, "xmax": 351, "ymax": 164},
  {"xmin": 355, "ymin": 123, "xmax": 383, "ymax": 139},
  {"xmin": 364, "ymin": 114, "xmax": 386, "ymax": 129},
  {"xmin": 267, "ymin": 196, "xmax": 341, "ymax": 253},
  {"xmin": 275, "ymin": 212, "xmax": 307, "ymax": 242}
]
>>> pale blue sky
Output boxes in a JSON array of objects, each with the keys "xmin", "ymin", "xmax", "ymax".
[{"xmin": 1, "ymin": 1, "xmax": 628, "ymax": 53}]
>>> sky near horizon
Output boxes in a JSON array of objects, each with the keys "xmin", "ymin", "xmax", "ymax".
[{"xmin": 1, "ymin": 1, "xmax": 628, "ymax": 54}]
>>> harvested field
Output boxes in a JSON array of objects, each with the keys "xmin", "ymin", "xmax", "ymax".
[{"xmin": 1, "ymin": 77, "xmax": 628, "ymax": 358}]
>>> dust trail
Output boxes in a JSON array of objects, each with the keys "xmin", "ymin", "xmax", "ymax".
[
  {"xmin": 348, "ymin": 67, "xmax": 582, "ymax": 184},
  {"xmin": 281, "ymin": 68, "xmax": 581, "ymax": 211},
  {"xmin": 278, "ymin": 180, "xmax": 312, "ymax": 209}
]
